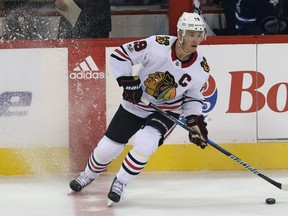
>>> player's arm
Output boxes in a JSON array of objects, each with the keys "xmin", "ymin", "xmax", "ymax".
[
  {"xmin": 183, "ymin": 82, "xmax": 208, "ymax": 149},
  {"xmin": 109, "ymin": 37, "xmax": 151, "ymax": 104},
  {"xmin": 109, "ymin": 37, "xmax": 152, "ymax": 77}
]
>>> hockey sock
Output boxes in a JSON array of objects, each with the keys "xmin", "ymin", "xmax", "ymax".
[
  {"xmin": 116, "ymin": 149, "xmax": 148, "ymax": 185},
  {"xmin": 85, "ymin": 136, "xmax": 124, "ymax": 179}
]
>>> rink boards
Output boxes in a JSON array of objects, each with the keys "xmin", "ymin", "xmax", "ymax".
[{"xmin": 0, "ymin": 36, "xmax": 287, "ymax": 175}]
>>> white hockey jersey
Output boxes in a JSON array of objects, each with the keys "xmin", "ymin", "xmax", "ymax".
[{"xmin": 110, "ymin": 35, "xmax": 210, "ymax": 119}]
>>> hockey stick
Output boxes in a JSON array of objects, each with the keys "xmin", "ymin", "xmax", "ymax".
[{"xmin": 142, "ymin": 99, "xmax": 288, "ymax": 191}]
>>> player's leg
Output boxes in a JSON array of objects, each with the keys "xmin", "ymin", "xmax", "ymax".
[
  {"xmin": 69, "ymin": 135, "xmax": 125, "ymax": 192},
  {"xmin": 69, "ymin": 105, "xmax": 145, "ymax": 192},
  {"xmin": 107, "ymin": 111, "xmax": 180, "ymax": 204}
]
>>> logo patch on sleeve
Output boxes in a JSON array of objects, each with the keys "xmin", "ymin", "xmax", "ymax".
[
  {"xmin": 201, "ymin": 57, "xmax": 210, "ymax": 73},
  {"xmin": 155, "ymin": 36, "xmax": 170, "ymax": 46}
]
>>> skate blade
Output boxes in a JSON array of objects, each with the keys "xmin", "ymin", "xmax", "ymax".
[
  {"xmin": 107, "ymin": 199, "xmax": 115, "ymax": 207},
  {"xmin": 67, "ymin": 189, "xmax": 76, "ymax": 196}
]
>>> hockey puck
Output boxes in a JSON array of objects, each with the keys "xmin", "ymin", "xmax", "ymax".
[{"xmin": 265, "ymin": 198, "xmax": 276, "ymax": 204}]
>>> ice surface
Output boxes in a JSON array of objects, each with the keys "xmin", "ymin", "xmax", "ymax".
[{"xmin": 0, "ymin": 170, "xmax": 287, "ymax": 216}]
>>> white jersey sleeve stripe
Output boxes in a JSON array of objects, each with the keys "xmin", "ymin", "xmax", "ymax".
[{"xmin": 115, "ymin": 48, "xmax": 131, "ymax": 61}]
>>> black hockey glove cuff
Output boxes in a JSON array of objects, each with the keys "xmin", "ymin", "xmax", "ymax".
[
  {"xmin": 117, "ymin": 76, "xmax": 143, "ymax": 104},
  {"xmin": 186, "ymin": 115, "xmax": 208, "ymax": 149}
]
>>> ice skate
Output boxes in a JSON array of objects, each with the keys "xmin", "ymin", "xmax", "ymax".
[
  {"xmin": 107, "ymin": 177, "xmax": 126, "ymax": 206},
  {"xmin": 69, "ymin": 172, "xmax": 94, "ymax": 193}
]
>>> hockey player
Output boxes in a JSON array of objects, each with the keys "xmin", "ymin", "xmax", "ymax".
[{"xmin": 69, "ymin": 12, "xmax": 210, "ymax": 206}]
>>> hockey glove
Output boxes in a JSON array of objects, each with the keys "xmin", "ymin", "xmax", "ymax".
[
  {"xmin": 117, "ymin": 76, "xmax": 143, "ymax": 104},
  {"xmin": 186, "ymin": 115, "xmax": 208, "ymax": 149}
]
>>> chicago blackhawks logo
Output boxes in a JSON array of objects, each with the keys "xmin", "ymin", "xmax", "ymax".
[
  {"xmin": 200, "ymin": 57, "xmax": 210, "ymax": 73},
  {"xmin": 144, "ymin": 71, "xmax": 178, "ymax": 100},
  {"xmin": 155, "ymin": 36, "xmax": 170, "ymax": 46}
]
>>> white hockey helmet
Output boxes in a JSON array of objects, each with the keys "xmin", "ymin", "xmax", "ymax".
[
  {"xmin": 177, "ymin": 12, "xmax": 206, "ymax": 41},
  {"xmin": 177, "ymin": 12, "xmax": 206, "ymax": 31}
]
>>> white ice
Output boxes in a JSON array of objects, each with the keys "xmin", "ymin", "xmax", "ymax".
[{"xmin": 1, "ymin": 170, "xmax": 288, "ymax": 216}]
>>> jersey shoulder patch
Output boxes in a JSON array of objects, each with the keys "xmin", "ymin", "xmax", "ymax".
[
  {"xmin": 200, "ymin": 56, "xmax": 210, "ymax": 73},
  {"xmin": 155, "ymin": 35, "xmax": 172, "ymax": 46}
]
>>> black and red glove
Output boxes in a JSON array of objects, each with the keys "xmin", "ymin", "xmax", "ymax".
[
  {"xmin": 186, "ymin": 115, "xmax": 208, "ymax": 149},
  {"xmin": 117, "ymin": 76, "xmax": 143, "ymax": 104}
]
